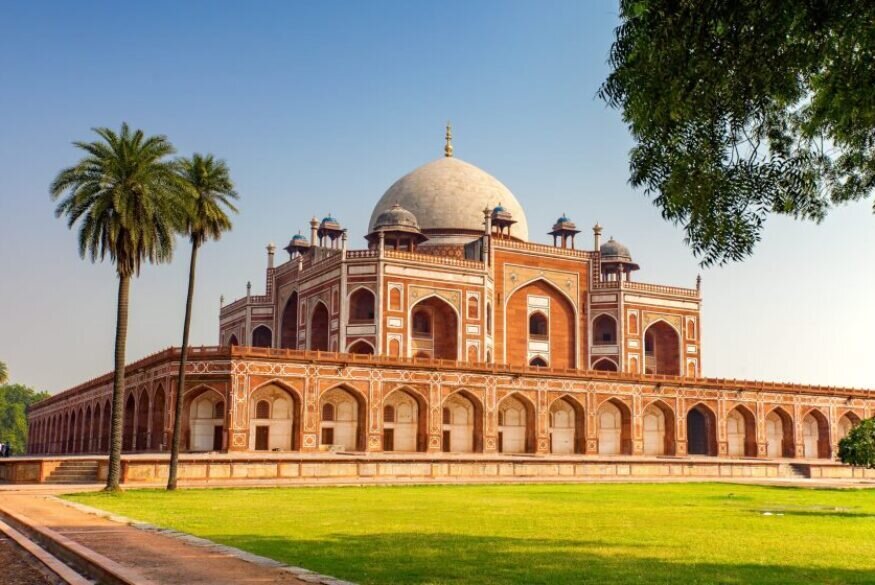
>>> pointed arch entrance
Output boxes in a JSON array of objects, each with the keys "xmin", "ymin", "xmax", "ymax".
[
  {"xmin": 597, "ymin": 398, "xmax": 632, "ymax": 455},
  {"xmin": 550, "ymin": 396, "xmax": 584, "ymax": 454},
  {"xmin": 643, "ymin": 400, "xmax": 675, "ymax": 455},
  {"xmin": 383, "ymin": 388, "xmax": 427, "ymax": 452},
  {"xmin": 802, "ymin": 409, "xmax": 830, "ymax": 459},
  {"xmin": 838, "ymin": 412, "xmax": 861, "ymax": 442},
  {"xmin": 643, "ymin": 321, "xmax": 681, "ymax": 375},
  {"xmin": 249, "ymin": 383, "xmax": 301, "ymax": 451},
  {"xmin": 188, "ymin": 390, "xmax": 225, "ymax": 451},
  {"xmin": 765, "ymin": 407, "xmax": 794, "ymax": 458},
  {"xmin": 320, "ymin": 386, "xmax": 366, "ymax": 451},
  {"xmin": 441, "ymin": 390, "xmax": 483, "ymax": 453},
  {"xmin": 410, "ymin": 296, "xmax": 458, "ymax": 360},
  {"xmin": 686, "ymin": 403, "xmax": 717, "ymax": 456},
  {"xmin": 498, "ymin": 394, "xmax": 535, "ymax": 454},
  {"xmin": 726, "ymin": 405, "xmax": 757, "ymax": 457},
  {"xmin": 150, "ymin": 386, "xmax": 166, "ymax": 450}
]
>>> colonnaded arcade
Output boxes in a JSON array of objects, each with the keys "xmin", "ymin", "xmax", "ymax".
[{"xmin": 26, "ymin": 127, "xmax": 873, "ymax": 462}]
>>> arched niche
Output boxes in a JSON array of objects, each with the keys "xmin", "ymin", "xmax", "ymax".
[
  {"xmin": 310, "ymin": 301, "xmax": 330, "ymax": 351},
  {"xmin": 597, "ymin": 398, "xmax": 632, "ymax": 455},
  {"xmin": 252, "ymin": 325, "xmax": 272, "ymax": 348},
  {"xmin": 280, "ymin": 292, "xmax": 299, "ymax": 349},
  {"xmin": 726, "ymin": 405, "xmax": 757, "ymax": 457},
  {"xmin": 765, "ymin": 407, "xmax": 794, "ymax": 458},
  {"xmin": 643, "ymin": 321, "xmax": 681, "ymax": 376},
  {"xmin": 409, "ymin": 296, "xmax": 458, "ymax": 360},
  {"xmin": 349, "ymin": 288, "xmax": 376, "ymax": 323},
  {"xmin": 249, "ymin": 383, "xmax": 301, "ymax": 451},
  {"xmin": 497, "ymin": 393, "xmax": 536, "ymax": 454},
  {"xmin": 442, "ymin": 390, "xmax": 484, "ymax": 453},
  {"xmin": 383, "ymin": 388, "xmax": 427, "ymax": 452},
  {"xmin": 643, "ymin": 400, "xmax": 675, "ymax": 455},
  {"xmin": 687, "ymin": 403, "xmax": 718, "ymax": 456},
  {"xmin": 320, "ymin": 386, "xmax": 366, "ymax": 451},
  {"xmin": 550, "ymin": 395, "xmax": 585, "ymax": 454}
]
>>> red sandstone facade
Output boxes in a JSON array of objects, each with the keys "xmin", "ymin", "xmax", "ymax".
[{"xmin": 25, "ymin": 136, "xmax": 872, "ymax": 461}]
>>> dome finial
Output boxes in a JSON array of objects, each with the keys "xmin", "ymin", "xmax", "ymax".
[{"xmin": 444, "ymin": 121, "xmax": 453, "ymax": 158}]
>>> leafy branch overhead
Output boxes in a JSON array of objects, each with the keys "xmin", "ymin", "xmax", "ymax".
[{"xmin": 600, "ymin": 0, "xmax": 875, "ymax": 265}]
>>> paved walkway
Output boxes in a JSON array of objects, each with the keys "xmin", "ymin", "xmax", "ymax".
[{"xmin": 0, "ymin": 489, "xmax": 319, "ymax": 585}]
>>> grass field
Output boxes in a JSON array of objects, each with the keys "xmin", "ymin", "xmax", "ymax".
[{"xmin": 66, "ymin": 483, "xmax": 875, "ymax": 584}]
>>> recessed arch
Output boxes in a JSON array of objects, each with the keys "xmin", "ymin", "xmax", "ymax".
[
  {"xmin": 348, "ymin": 286, "xmax": 376, "ymax": 323},
  {"xmin": 726, "ymin": 404, "xmax": 757, "ymax": 457},
  {"xmin": 347, "ymin": 339, "xmax": 375, "ymax": 355},
  {"xmin": 227, "ymin": 333, "xmax": 239, "ymax": 347},
  {"xmin": 442, "ymin": 389, "xmax": 484, "ymax": 453},
  {"xmin": 592, "ymin": 314, "xmax": 617, "ymax": 345},
  {"xmin": 150, "ymin": 385, "xmax": 166, "ymax": 451},
  {"xmin": 549, "ymin": 394, "xmax": 585, "ymax": 454},
  {"xmin": 505, "ymin": 278, "xmax": 576, "ymax": 369},
  {"xmin": 409, "ymin": 294, "xmax": 459, "ymax": 361},
  {"xmin": 765, "ymin": 406, "xmax": 794, "ymax": 458},
  {"xmin": 529, "ymin": 356, "xmax": 548, "ymax": 367},
  {"xmin": 383, "ymin": 387, "xmax": 427, "ymax": 452},
  {"xmin": 122, "ymin": 394, "xmax": 135, "ymax": 452},
  {"xmin": 528, "ymin": 311, "xmax": 548, "ymax": 338},
  {"xmin": 497, "ymin": 392, "xmax": 536, "ymax": 454},
  {"xmin": 643, "ymin": 319, "xmax": 681, "ymax": 376},
  {"xmin": 136, "ymin": 390, "xmax": 149, "ymax": 451},
  {"xmin": 280, "ymin": 291, "xmax": 299, "ymax": 349},
  {"xmin": 643, "ymin": 399, "xmax": 676, "ymax": 455},
  {"xmin": 686, "ymin": 402, "xmax": 718, "ymax": 456},
  {"xmin": 320, "ymin": 384, "xmax": 367, "ymax": 451},
  {"xmin": 309, "ymin": 300, "xmax": 330, "ymax": 351},
  {"xmin": 249, "ymin": 381, "xmax": 302, "ymax": 451},
  {"xmin": 801, "ymin": 408, "xmax": 831, "ymax": 459},
  {"xmin": 838, "ymin": 411, "xmax": 862, "ymax": 442},
  {"xmin": 183, "ymin": 385, "xmax": 225, "ymax": 452},
  {"xmin": 251, "ymin": 324, "xmax": 273, "ymax": 348},
  {"xmin": 597, "ymin": 397, "xmax": 632, "ymax": 455},
  {"xmin": 100, "ymin": 401, "xmax": 110, "ymax": 453},
  {"xmin": 592, "ymin": 357, "xmax": 618, "ymax": 372}
]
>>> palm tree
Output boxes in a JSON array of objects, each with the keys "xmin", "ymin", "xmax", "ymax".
[
  {"xmin": 167, "ymin": 153, "xmax": 238, "ymax": 490},
  {"xmin": 51, "ymin": 124, "xmax": 183, "ymax": 491},
  {"xmin": 0, "ymin": 361, "xmax": 8, "ymax": 384}
]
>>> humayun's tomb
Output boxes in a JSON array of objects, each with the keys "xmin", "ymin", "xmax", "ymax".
[{"xmin": 10, "ymin": 126, "xmax": 874, "ymax": 484}]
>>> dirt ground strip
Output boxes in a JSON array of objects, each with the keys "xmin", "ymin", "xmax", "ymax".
[
  {"xmin": 0, "ymin": 491, "xmax": 328, "ymax": 585},
  {"xmin": 0, "ymin": 534, "xmax": 63, "ymax": 585}
]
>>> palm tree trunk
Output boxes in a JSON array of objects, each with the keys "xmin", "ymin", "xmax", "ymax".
[
  {"xmin": 168, "ymin": 240, "xmax": 199, "ymax": 490},
  {"xmin": 106, "ymin": 274, "xmax": 130, "ymax": 491}
]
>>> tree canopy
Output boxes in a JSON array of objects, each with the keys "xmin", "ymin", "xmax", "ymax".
[
  {"xmin": 600, "ymin": 0, "xmax": 875, "ymax": 265},
  {"xmin": 838, "ymin": 418, "xmax": 875, "ymax": 469},
  {"xmin": 0, "ymin": 383, "xmax": 50, "ymax": 455}
]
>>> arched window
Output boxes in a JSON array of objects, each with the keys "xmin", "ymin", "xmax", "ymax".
[
  {"xmin": 593, "ymin": 315, "xmax": 617, "ymax": 345},
  {"xmin": 349, "ymin": 288, "xmax": 376, "ymax": 322},
  {"xmin": 628, "ymin": 312, "xmax": 638, "ymax": 335},
  {"xmin": 529, "ymin": 312, "xmax": 548, "ymax": 338},
  {"xmin": 228, "ymin": 334, "xmax": 239, "ymax": 347},
  {"xmin": 530, "ymin": 356, "xmax": 547, "ymax": 367},
  {"xmin": 322, "ymin": 403, "xmax": 335, "ymax": 422},
  {"xmin": 255, "ymin": 400, "xmax": 270, "ymax": 419},
  {"xmin": 687, "ymin": 319, "xmax": 696, "ymax": 340},
  {"xmin": 412, "ymin": 310, "xmax": 431, "ymax": 336},
  {"xmin": 213, "ymin": 401, "xmax": 224, "ymax": 419},
  {"xmin": 384, "ymin": 405, "xmax": 395, "ymax": 423}
]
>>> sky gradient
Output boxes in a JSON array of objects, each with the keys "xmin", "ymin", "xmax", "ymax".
[{"xmin": 1, "ymin": 1, "xmax": 872, "ymax": 393}]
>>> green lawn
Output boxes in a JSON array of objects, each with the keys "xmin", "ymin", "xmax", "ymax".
[{"xmin": 65, "ymin": 483, "xmax": 875, "ymax": 584}]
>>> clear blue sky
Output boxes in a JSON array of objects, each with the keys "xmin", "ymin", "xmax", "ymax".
[{"xmin": 1, "ymin": 1, "xmax": 872, "ymax": 393}]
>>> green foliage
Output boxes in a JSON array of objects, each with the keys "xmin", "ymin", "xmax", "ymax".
[
  {"xmin": 0, "ymin": 361, "xmax": 7, "ymax": 384},
  {"xmin": 68, "ymin": 484, "xmax": 875, "ymax": 584},
  {"xmin": 0, "ymin": 383, "xmax": 50, "ymax": 454},
  {"xmin": 839, "ymin": 418, "xmax": 875, "ymax": 469},
  {"xmin": 50, "ymin": 123, "xmax": 186, "ymax": 277},
  {"xmin": 175, "ymin": 153, "xmax": 238, "ymax": 245},
  {"xmin": 600, "ymin": 1, "xmax": 875, "ymax": 265}
]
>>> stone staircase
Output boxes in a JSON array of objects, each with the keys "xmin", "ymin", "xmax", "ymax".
[{"xmin": 45, "ymin": 460, "xmax": 99, "ymax": 484}]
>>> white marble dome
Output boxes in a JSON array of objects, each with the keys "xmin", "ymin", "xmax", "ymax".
[{"xmin": 369, "ymin": 157, "xmax": 529, "ymax": 242}]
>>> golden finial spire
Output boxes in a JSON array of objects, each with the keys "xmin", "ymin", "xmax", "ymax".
[{"xmin": 444, "ymin": 121, "xmax": 453, "ymax": 158}]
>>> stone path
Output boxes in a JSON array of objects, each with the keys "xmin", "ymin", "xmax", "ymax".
[{"xmin": 0, "ymin": 489, "xmax": 349, "ymax": 585}]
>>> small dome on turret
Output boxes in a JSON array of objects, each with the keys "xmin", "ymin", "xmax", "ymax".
[
  {"xmin": 600, "ymin": 237, "xmax": 633, "ymax": 262},
  {"xmin": 373, "ymin": 203, "xmax": 421, "ymax": 232}
]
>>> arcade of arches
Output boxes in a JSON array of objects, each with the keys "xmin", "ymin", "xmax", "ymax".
[{"xmin": 25, "ymin": 358, "xmax": 869, "ymax": 465}]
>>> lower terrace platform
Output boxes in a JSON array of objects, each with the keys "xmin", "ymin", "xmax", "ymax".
[{"xmin": 2, "ymin": 453, "xmax": 874, "ymax": 486}]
